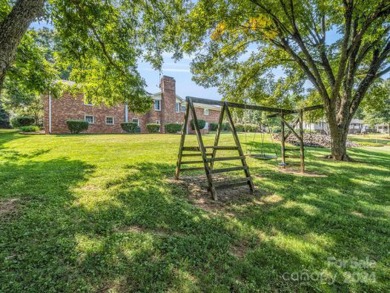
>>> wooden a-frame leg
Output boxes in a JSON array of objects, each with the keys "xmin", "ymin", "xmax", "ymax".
[
  {"xmin": 175, "ymin": 102, "xmax": 190, "ymax": 179},
  {"xmin": 188, "ymin": 100, "xmax": 217, "ymax": 200}
]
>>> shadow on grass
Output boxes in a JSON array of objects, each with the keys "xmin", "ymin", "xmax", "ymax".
[{"xmin": 1, "ymin": 143, "xmax": 389, "ymax": 291}]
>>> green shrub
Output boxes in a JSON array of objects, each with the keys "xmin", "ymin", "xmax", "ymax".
[
  {"xmin": 165, "ymin": 123, "xmax": 182, "ymax": 133},
  {"xmin": 146, "ymin": 123, "xmax": 160, "ymax": 133},
  {"xmin": 190, "ymin": 119, "xmax": 206, "ymax": 130},
  {"xmin": 234, "ymin": 123, "xmax": 259, "ymax": 132},
  {"xmin": 19, "ymin": 126, "xmax": 40, "ymax": 132},
  {"xmin": 11, "ymin": 116, "xmax": 35, "ymax": 128},
  {"xmin": 209, "ymin": 122, "xmax": 218, "ymax": 131},
  {"xmin": 121, "ymin": 122, "xmax": 139, "ymax": 133},
  {"xmin": 245, "ymin": 124, "xmax": 259, "ymax": 132},
  {"xmin": 223, "ymin": 122, "xmax": 231, "ymax": 131},
  {"xmin": 272, "ymin": 127, "xmax": 281, "ymax": 133},
  {"xmin": 235, "ymin": 123, "xmax": 244, "ymax": 132},
  {"xmin": 66, "ymin": 120, "xmax": 89, "ymax": 134}
]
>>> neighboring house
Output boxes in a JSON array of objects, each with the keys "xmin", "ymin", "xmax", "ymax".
[
  {"xmin": 303, "ymin": 118, "xmax": 370, "ymax": 134},
  {"xmin": 375, "ymin": 123, "xmax": 389, "ymax": 134},
  {"xmin": 43, "ymin": 76, "xmax": 220, "ymax": 134}
]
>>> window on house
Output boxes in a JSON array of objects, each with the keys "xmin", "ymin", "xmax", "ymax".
[
  {"xmin": 204, "ymin": 108, "xmax": 209, "ymax": 116},
  {"xmin": 154, "ymin": 100, "xmax": 161, "ymax": 111},
  {"xmin": 181, "ymin": 105, "xmax": 186, "ymax": 112},
  {"xmin": 132, "ymin": 118, "xmax": 139, "ymax": 126},
  {"xmin": 106, "ymin": 116, "xmax": 114, "ymax": 125},
  {"xmin": 85, "ymin": 115, "xmax": 94, "ymax": 124},
  {"xmin": 176, "ymin": 102, "xmax": 180, "ymax": 113},
  {"xmin": 156, "ymin": 120, "xmax": 160, "ymax": 124}
]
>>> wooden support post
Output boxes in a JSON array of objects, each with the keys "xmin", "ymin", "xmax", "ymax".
[
  {"xmin": 210, "ymin": 103, "xmax": 226, "ymax": 169},
  {"xmin": 175, "ymin": 102, "xmax": 190, "ymax": 179},
  {"xmin": 280, "ymin": 115, "xmax": 286, "ymax": 167},
  {"xmin": 225, "ymin": 103, "xmax": 255, "ymax": 193},
  {"xmin": 188, "ymin": 100, "xmax": 217, "ymax": 200},
  {"xmin": 299, "ymin": 109, "xmax": 305, "ymax": 173}
]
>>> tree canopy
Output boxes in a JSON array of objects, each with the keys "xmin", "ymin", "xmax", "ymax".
[
  {"xmin": 0, "ymin": 0, "xmax": 180, "ymax": 112},
  {"xmin": 167, "ymin": 0, "xmax": 389, "ymax": 159}
]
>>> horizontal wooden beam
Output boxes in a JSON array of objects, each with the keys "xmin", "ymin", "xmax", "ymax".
[
  {"xmin": 266, "ymin": 104, "xmax": 324, "ymax": 118},
  {"xmin": 186, "ymin": 96, "xmax": 296, "ymax": 114}
]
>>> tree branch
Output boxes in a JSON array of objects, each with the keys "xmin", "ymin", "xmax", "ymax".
[{"xmin": 350, "ymin": 41, "xmax": 390, "ymax": 113}]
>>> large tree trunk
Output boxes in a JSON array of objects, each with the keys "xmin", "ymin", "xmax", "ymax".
[
  {"xmin": 328, "ymin": 119, "xmax": 350, "ymax": 160},
  {"xmin": 325, "ymin": 98, "xmax": 354, "ymax": 161},
  {"xmin": 0, "ymin": 0, "xmax": 45, "ymax": 87}
]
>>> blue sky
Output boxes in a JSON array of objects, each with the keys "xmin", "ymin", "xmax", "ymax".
[{"xmin": 137, "ymin": 53, "xmax": 222, "ymax": 100}]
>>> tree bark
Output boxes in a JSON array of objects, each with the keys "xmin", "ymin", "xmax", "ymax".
[
  {"xmin": 0, "ymin": 0, "xmax": 45, "ymax": 87},
  {"xmin": 325, "ymin": 96, "xmax": 354, "ymax": 161},
  {"xmin": 328, "ymin": 120, "xmax": 350, "ymax": 160}
]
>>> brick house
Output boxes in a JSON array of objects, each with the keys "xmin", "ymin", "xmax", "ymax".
[{"xmin": 43, "ymin": 76, "xmax": 220, "ymax": 134}]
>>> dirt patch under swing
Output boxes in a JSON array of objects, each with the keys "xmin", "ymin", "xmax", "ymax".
[{"xmin": 167, "ymin": 175, "xmax": 278, "ymax": 212}]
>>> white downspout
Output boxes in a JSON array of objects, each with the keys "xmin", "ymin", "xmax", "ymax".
[{"xmin": 48, "ymin": 92, "xmax": 52, "ymax": 134}]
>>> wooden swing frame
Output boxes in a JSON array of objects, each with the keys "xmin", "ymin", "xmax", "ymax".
[{"xmin": 175, "ymin": 96, "xmax": 323, "ymax": 200}]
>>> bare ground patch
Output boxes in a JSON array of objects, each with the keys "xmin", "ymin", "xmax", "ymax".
[
  {"xmin": 167, "ymin": 175, "xmax": 282, "ymax": 213},
  {"xmin": 0, "ymin": 198, "xmax": 20, "ymax": 219}
]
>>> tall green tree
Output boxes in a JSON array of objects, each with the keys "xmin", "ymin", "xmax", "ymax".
[
  {"xmin": 171, "ymin": 0, "xmax": 389, "ymax": 160},
  {"xmin": 0, "ymin": 30, "xmax": 60, "ymax": 125},
  {"xmin": 0, "ymin": 0, "xmax": 179, "ymax": 112},
  {"xmin": 361, "ymin": 79, "xmax": 390, "ymax": 134}
]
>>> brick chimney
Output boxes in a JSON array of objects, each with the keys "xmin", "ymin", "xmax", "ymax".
[{"xmin": 160, "ymin": 75, "xmax": 177, "ymax": 132}]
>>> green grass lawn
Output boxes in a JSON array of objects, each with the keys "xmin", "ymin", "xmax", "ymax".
[
  {"xmin": 349, "ymin": 133, "xmax": 390, "ymax": 147},
  {"xmin": 0, "ymin": 129, "xmax": 389, "ymax": 292}
]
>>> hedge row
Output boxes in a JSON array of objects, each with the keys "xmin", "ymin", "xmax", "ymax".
[
  {"xmin": 209, "ymin": 122, "xmax": 231, "ymax": 131},
  {"xmin": 66, "ymin": 120, "xmax": 89, "ymax": 134},
  {"xmin": 190, "ymin": 119, "xmax": 206, "ymax": 130},
  {"xmin": 165, "ymin": 123, "xmax": 182, "ymax": 133},
  {"xmin": 146, "ymin": 123, "xmax": 160, "ymax": 133},
  {"xmin": 120, "ymin": 122, "xmax": 140, "ymax": 133},
  {"xmin": 20, "ymin": 126, "xmax": 40, "ymax": 132},
  {"xmin": 235, "ymin": 123, "xmax": 259, "ymax": 132},
  {"xmin": 11, "ymin": 116, "xmax": 35, "ymax": 128}
]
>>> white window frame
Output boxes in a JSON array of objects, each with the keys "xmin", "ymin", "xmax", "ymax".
[
  {"xmin": 175, "ymin": 102, "xmax": 180, "ymax": 113},
  {"xmin": 105, "ymin": 116, "xmax": 114, "ymax": 125},
  {"xmin": 204, "ymin": 108, "xmax": 209, "ymax": 116},
  {"xmin": 132, "ymin": 118, "xmax": 139, "ymax": 126},
  {"xmin": 154, "ymin": 100, "xmax": 161, "ymax": 111},
  {"xmin": 181, "ymin": 105, "xmax": 186, "ymax": 112},
  {"xmin": 85, "ymin": 115, "xmax": 95, "ymax": 124}
]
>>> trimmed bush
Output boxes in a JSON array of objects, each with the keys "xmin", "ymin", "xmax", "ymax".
[
  {"xmin": 223, "ymin": 122, "xmax": 231, "ymax": 131},
  {"xmin": 272, "ymin": 127, "xmax": 281, "ymax": 133},
  {"xmin": 121, "ymin": 122, "xmax": 139, "ymax": 133},
  {"xmin": 20, "ymin": 126, "xmax": 40, "ymax": 132},
  {"xmin": 209, "ymin": 122, "xmax": 218, "ymax": 131},
  {"xmin": 146, "ymin": 123, "xmax": 160, "ymax": 133},
  {"xmin": 11, "ymin": 116, "xmax": 35, "ymax": 128},
  {"xmin": 245, "ymin": 124, "xmax": 259, "ymax": 132},
  {"xmin": 165, "ymin": 123, "xmax": 182, "ymax": 133},
  {"xmin": 190, "ymin": 119, "xmax": 206, "ymax": 130},
  {"xmin": 235, "ymin": 123, "xmax": 244, "ymax": 132},
  {"xmin": 234, "ymin": 123, "xmax": 259, "ymax": 132},
  {"xmin": 66, "ymin": 120, "xmax": 89, "ymax": 134}
]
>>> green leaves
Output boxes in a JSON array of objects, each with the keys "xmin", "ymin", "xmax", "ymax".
[
  {"xmin": 49, "ymin": 0, "xmax": 181, "ymax": 112},
  {"xmin": 170, "ymin": 0, "xmax": 389, "ymax": 114},
  {"xmin": 1, "ymin": 30, "xmax": 60, "ymax": 120}
]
